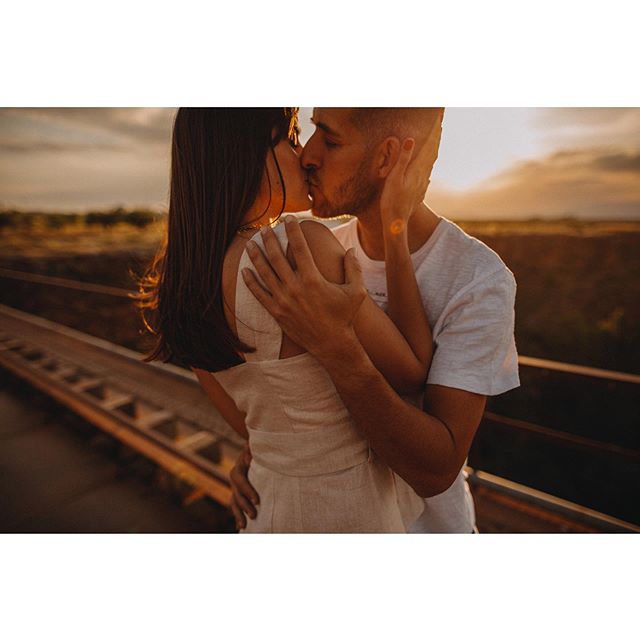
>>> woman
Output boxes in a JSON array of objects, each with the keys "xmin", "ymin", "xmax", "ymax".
[{"xmin": 140, "ymin": 107, "xmax": 432, "ymax": 532}]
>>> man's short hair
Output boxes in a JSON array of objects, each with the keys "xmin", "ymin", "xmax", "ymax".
[{"xmin": 350, "ymin": 107, "xmax": 444, "ymax": 148}]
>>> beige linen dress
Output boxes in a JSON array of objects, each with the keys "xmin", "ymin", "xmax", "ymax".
[{"xmin": 212, "ymin": 221, "xmax": 424, "ymax": 533}]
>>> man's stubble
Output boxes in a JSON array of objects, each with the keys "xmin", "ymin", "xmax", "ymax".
[{"xmin": 310, "ymin": 154, "xmax": 380, "ymax": 219}]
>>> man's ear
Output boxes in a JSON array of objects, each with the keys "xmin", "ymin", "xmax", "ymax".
[{"xmin": 375, "ymin": 136, "xmax": 402, "ymax": 178}]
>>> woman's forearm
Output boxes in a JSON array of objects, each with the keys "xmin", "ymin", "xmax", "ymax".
[{"xmin": 383, "ymin": 227, "xmax": 433, "ymax": 369}]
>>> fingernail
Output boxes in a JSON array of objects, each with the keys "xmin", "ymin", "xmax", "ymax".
[
  {"xmin": 285, "ymin": 216, "xmax": 294, "ymax": 224},
  {"xmin": 246, "ymin": 241, "xmax": 256, "ymax": 251},
  {"xmin": 260, "ymin": 225, "xmax": 269, "ymax": 235}
]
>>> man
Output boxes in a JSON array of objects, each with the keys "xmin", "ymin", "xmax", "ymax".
[{"xmin": 233, "ymin": 107, "xmax": 519, "ymax": 533}]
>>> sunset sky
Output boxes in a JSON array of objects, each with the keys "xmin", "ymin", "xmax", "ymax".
[{"xmin": 1, "ymin": 107, "xmax": 638, "ymax": 219}]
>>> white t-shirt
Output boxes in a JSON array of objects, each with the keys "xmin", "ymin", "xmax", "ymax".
[{"xmin": 332, "ymin": 216, "xmax": 520, "ymax": 533}]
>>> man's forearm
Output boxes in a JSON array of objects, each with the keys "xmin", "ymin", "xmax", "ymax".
[{"xmin": 310, "ymin": 330, "xmax": 459, "ymax": 497}]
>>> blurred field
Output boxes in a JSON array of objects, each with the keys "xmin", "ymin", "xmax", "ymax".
[
  {"xmin": 463, "ymin": 221, "xmax": 640, "ymax": 376},
  {"xmin": 0, "ymin": 209, "xmax": 164, "ymax": 259},
  {"xmin": 459, "ymin": 218, "xmax": 640, "ymax": 237}
]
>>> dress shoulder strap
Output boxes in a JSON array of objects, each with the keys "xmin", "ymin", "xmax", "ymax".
[{"xmin": 234, "ymin": 219, "xmax": 291, "ymax": 362}]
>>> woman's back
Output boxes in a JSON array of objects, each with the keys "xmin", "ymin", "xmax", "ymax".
[
  {"xmin": 212, "ymin": 219, "xmax": 422, "ymax": 532},
  {"xmin": 218, "ymin": 219, "xmax": 351, "ymax": 432}
]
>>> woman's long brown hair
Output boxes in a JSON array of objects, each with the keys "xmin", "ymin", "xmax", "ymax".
[{"xmin": 138, "ymin": 107, "xmax": 299, "ymax": 371}]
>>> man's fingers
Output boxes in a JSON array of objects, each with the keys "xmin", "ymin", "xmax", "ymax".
[
  {"xmin": 233, "ymin": 469, "xmax": 260, "ymax": 507},
  {"xmin": 230, "ymin": 499, "xmax": 247, "ymax": 530},
  {"xmin": 246, "ymin": 241, "xmax": 282, "ymax": 294},
  {"xmin": 232, "ymin": 488, "xmax": 257, "ymax": 520},
  {"xmin": 229, "ymin": 451, "xmax": 260, "ymax": 507},
  {"xmin": 343, "ymin": 248, "xmax": 366, "ymax": 304},
  {"xmin": 242, "ymin": 267, "xmax": 277, "ymax": 313},
  {"xmin": 229, "ymin": 466, "xmax": 258, "ymax": 518},
  {"xmin": 260, "ymin": 225, "xmax": 296, "ymax": 286},
  {"xmin": 240, "ymin": 443, "xmax": 253, "ymax": 467},
  {"xmin": 228, "ymin": 443, "xmax": 259, "ymax": 530},
  {"xmin": 284, "ymin": 217, "xmax": 317, "ymax": 274}
]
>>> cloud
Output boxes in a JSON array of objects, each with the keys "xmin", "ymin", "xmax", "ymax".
[
  {"xmin": 592, "ymin": 152, "xmax": 640, "ymax": 173},
  {"xmin": 0, "ymin": 139, "xmax": 125, "ymax": 153},
  {"xmin": 536, "ymin": 108, "xmax": 637, "ymax": 127},
  {"xmin": 0, "ymin": 108, "xmax": 176, "ymax": 152},
  {"xmin": 429, "ymin": 147, "xmax": 640, "ymax": 219},
  {"xmin": 534, "ymin": 108, "xmax": 640, "ymax": 150},
  {"xmin": 0, "ymin": 108, "xmax": 173, "ymax": 211},
  {"xmin": 0, "ymin": 145, "xmax": 170, "ymax": 211}
]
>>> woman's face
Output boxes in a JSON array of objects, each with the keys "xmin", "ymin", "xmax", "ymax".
[{"xmin": 266, "ymin": 137, "xmax": 312, "ymax": 213}]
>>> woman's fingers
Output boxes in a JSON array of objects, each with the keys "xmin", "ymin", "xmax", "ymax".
[
  {"xmin": 400, "ymin": 121, "xmax": 441, "ymax": 207},
  {"xmin": 388, "ymin": 138, "xmax": 415, "ymax": 185},
  {"xmin": 399, "ymin": 137, "xmax": 416, "ymax": 174},
  {"xmin": 408, "ymin": 117, "xmax": 442, "ymax": 184},
  {"xmin": 380, "ymin": 138, "xmax": 417, "ymax": 224}
]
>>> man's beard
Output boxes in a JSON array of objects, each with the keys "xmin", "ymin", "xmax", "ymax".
[{"xmin": 310, "ymin": 156, "xmax": 380, "ymax": 218}]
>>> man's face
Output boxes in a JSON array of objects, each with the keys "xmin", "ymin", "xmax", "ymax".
[{"xmin": 301, "ymin": 108, "xmax": 380, "ymax": 218}]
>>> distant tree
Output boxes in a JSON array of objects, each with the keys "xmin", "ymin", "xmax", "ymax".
[
  {"xmin": 127, "ymin": 210, "xmax": 156, "ymax": 228},
  {"xmin": 45, "ymin": 213, "xmax": 68, "ymax": 229},
  {"xmin": 0, "ymin": 210, "xmax": 21, "ymax": 230}
]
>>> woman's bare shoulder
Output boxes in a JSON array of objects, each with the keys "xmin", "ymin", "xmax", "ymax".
[{"xmin": 286, "ymin": 218, "xmax": 345, "ymax": 284}]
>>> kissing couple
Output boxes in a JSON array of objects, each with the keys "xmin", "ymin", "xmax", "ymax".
[{"xmin": 140, "ymin": 107, "xmax": 519, "ymax": 533}]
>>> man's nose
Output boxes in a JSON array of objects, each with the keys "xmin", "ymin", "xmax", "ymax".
[{"xmin": 300, "ymin": 141, "xmax": 319, "ymax": 171}]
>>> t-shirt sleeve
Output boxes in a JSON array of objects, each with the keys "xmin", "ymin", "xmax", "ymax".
[{"xmin": 427, "ymin": 269, "xmax": 520, "ymax": 396}]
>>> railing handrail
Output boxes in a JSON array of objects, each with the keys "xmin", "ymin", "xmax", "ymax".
[
  {"xmin": 2, "ymin": 267, "xmax": 639, "ymax": 385},
  {"xmin": 0, "ymin": 267, "xmax": 133, "ymax": 298},
  {"xmin": 466, "ymin": 468, "xmax": 640, "ymax": 533},
  {"xmin": 518, "ymin": 354, "xmax": 640, "ymax": 385}
]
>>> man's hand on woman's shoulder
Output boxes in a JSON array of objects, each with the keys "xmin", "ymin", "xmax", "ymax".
[{"xmin": 241, "ymin": 217, "xmax": 366, "ymax": 359}]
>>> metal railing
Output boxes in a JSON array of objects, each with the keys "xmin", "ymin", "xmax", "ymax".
[{"xmin": 0, "ymin": 267, "xmax": 134, "ymax": 298}]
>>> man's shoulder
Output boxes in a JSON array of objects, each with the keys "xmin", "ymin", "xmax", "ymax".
[
  {"xmin": 435, "ymin": 218, "xmax": 515, "ymax": 286},
  {"xmin": 328, "ymin": 216, "xmax": 357, "ymax": 246}
]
